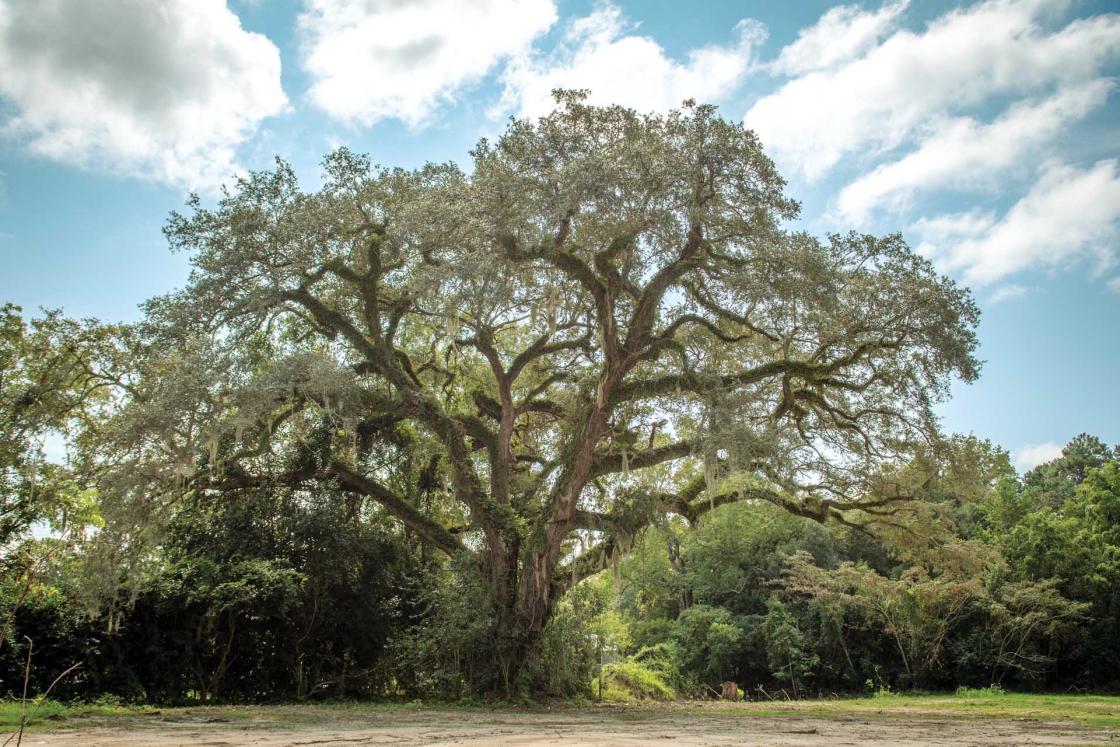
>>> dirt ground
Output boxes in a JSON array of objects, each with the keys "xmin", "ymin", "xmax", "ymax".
[{"xmin": 20, "ymin": 703, "xmax": 1120, "ymax": 747}]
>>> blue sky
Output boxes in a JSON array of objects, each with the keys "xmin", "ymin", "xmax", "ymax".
[{"xmin": 0, "ymin": 0, "xmax": 1117, "ymax": 470}]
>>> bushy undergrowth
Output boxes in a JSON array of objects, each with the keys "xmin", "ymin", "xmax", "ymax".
[{"xmin": 593, "ymin": 660, "xmax": 675, "ymax": 702}]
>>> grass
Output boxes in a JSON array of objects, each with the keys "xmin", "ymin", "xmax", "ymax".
[
  {"xmin": 0, "ymin": 700, "xmax": 252, "ymax": 733},
  {"xmin": 713, "ymin": 692, "xmax": 1120, "ymax": 729},
  {"xmin": 3, "ymin": 692, "xmax": 1118, "ymax": 735},
  {"xmin": 0, "ymin": 699, "xmax": 156, "ymax": 731}
]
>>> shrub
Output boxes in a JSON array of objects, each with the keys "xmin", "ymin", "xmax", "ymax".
[{"xmin": 593, "ymin": 660, "xmax": 675, "ymax": 702}]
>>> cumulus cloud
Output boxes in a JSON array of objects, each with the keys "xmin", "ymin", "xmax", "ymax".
[
  {"xmin": 745, "ymin": 0, "xmax": 1120, "ymax": 181},
  {"xmin": 988, "ymin": 284, "xmax": 1028, "ymax": 304},
  {"xmin": 497, "ymin": 3, "xmax": 766, "ymax": 119},
  {"xmin": 299, "ymin": 0, "xmax": 556, "ymax": 126},
  {"xmin": 913, "ymin": 160, "xmax": 1120, "ymax": 286},
  {"xmin": 769, "ymin": 0, "xmax": 908, "ymax": 76},
  {"xmin": 835, "ymin": 80, "xmax": 1114, "ymax": 225},
  {"xmin": 1014, "ymin": 441, "xmax": 1064, "ymax": 472},
  {"xmin": 0, "ymin": 0, "xmax": 286, "ymax": 191}
]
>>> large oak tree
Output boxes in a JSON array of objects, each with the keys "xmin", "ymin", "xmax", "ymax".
[{"xmin": 100, "ymin": 94, "xmax": 978, "ymax": 691}]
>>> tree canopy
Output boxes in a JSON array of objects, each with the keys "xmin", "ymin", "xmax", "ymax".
[{"xmin": 88, "ymin": 93, "xmax": 979, "ymax": 690}]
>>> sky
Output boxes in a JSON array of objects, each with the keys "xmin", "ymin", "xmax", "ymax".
[{"xmin": 0, "ymin": 0, "xmax": 1117, "ymax": 472}]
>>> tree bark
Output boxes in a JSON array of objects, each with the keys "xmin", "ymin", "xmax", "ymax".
[{"xmin": 484, "ymin": 531, "xmax": 568, "ymax": 696}]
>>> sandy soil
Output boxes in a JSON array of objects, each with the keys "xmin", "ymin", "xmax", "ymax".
[{"xmin": 21, "ymin": 706, "xmax": 1120, "ymax": 747}]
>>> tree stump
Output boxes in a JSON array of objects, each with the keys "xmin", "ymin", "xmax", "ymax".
[{"xmin": 721, "ymin": 681, "xmax": 739, "ymax": 701}]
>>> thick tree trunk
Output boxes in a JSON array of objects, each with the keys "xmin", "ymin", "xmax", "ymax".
[
  {"xmin": 487, "ymin": 535, "xmax": 565, "ymax": 697},
  {"xmin": 486, "ymin": 374, "xmax": 616, "ymax": 696}
]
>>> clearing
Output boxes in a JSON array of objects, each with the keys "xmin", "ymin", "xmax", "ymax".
[{"xmin": 8, "ymin": 693, "xmax": 1120, "ymax": 746}]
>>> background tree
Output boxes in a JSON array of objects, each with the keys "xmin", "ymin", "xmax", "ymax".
[
  {"xmin": 93, "ymin": 93, "xmax": 979, "ymax": 692},
  {"xmin": 0, "ymin": 304, "xmax": 124, "ymax": 545},
  {"xmin": 993, "ymin": 453, "xmax": 1120, "ymax": 686},
  {"xmin": 0, "ymin": 304, "xmax": 127, "ymax": 680}
]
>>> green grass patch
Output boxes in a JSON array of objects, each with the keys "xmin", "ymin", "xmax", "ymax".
[
  {"xmin": 7, "ymin": 692, "xmax": 1120, "ymax": 734},
  {"xmin": 0, "ymin": 699, "xmax": 157, "ymax": 732},
  {"xmin": 715, "ymin": 692, "xmax": 1120, "ymax": 729},
  {"xmin": 955, "ymin": 684, "xmax": 1007, "ymax": 697}
]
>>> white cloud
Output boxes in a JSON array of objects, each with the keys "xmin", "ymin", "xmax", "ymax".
[
  {"xmin": 988, "ymin": 284, "xmax": 1028, "ymax": 303},
  {"xmin": 299, "ymin": 0, "xmax": 556, "ymax": 126},
  {"xmin": 1108, "ymin": 276, "xmax": 1120, "ymax": 293},
  {"xmin": 497, "ymin": 4, "xmax": 766, "ymax": 119},
  {"xmin": 835, "ymin": 80, "xmax": 1113, "ymax": 225},
  {"xmin": 745, "ymin": 0, "xmax": 1120, "ymax": 181},
  {"xmin": 1014, "ymin": 441, "xmax": 1064, "ymax": 472},
  {"xmin": 911, "ymin": 210, "xmax": 997, "ymax": 255},
  {"xmin": 0, "ymin": 0, "xmax": 286, "ymax": 191},
  {"xmin": 913, "ymin": 160, "xmax": 1120, "ymax": 285},
  {"xmin": 769, "ymin": 1, "xmax": 908, "ymax": 76}
]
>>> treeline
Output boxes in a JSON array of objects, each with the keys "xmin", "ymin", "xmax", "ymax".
[
  {"xmin": 589, "ymin": 433, "xmax": 1120, "ymax": 698},
  {"xmin": 2, "ymin": 434, "xmax": 1117, "ymax": 702}
]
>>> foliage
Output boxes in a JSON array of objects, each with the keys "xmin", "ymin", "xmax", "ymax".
[
  {"xmin": 762, "ymin": 599, "xmax": 817, "ymax": 698},
  {"xmin": 991, "ymin": 449, "xmax": 1120, "ymax": 686},
  {"xmin": 785, "ymin": 553, "xmax": 986, "ymax": 688},
  {"xmin": 3, "ymin": 94, "xmax": 1119, "ymax": 705},
  {"xmin": 0, "ymin": 486, "xmax": 424, "ymax": 703},
  {"xmin": 539, "ymin": 573, "xmax": 629, "ymax": 697},
  {"xmin": 387, "ymin": 559, "xmax": 497, "ymax": 699},
  {"xmin": 594, "ymin": 659, "xmax": 675, "ymax": 702},
  {"xmin": 670, "ymin": 604, "xmax": 746, "ymax": 690},
  {"xmin": 598, "ymin": 434, "xmax": 1119, "ymax": 696},
  {"xmin": 70, "ymin": 92, "xmax": 979, "ymax": 693},
  {"xmin": 0, "ymin": 304, "xmax": 122, "ymax": 545}
]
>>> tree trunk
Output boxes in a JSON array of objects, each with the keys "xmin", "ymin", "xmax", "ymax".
[{"xmin": 488, "ymin": 535, "xmax": 564, "ymax": 697}]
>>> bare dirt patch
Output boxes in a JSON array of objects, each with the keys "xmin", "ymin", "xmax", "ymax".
[{"xmin": 20, "ymin": 703, "xmax": 1120, "ymax": 746}]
